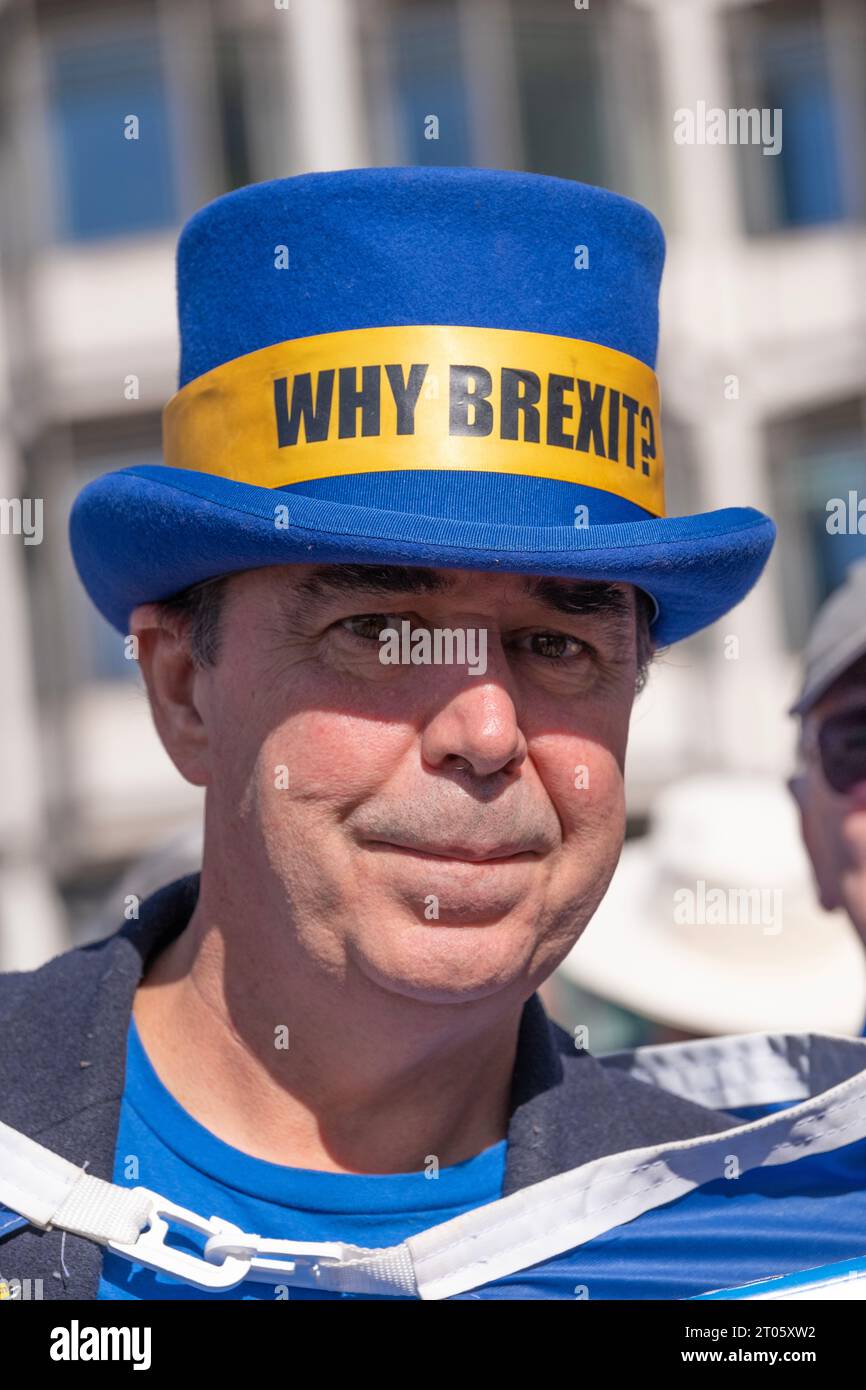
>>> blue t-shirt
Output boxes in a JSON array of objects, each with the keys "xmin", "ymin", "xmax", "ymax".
[
  {"xmin": 95, "ymin": 1017, "xmax": 866, "ymax": 1300},
  {"xmin": 97, "ymin": 1015, "xmax": 506, "ymax": 1300}
]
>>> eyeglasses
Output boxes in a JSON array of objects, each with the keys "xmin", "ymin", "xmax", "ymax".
[{"xmin": 804, "ymin": 706, "xmax": 866, "ymax": 796}]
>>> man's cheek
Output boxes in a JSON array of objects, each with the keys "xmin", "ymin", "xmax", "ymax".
[
  {"xmin": 558, "ymin": 747, "xmax": 624, "ymax": 818},
  {"xmin": 255, "ymin": 719, "xmax": 395, "ymax": 806}
]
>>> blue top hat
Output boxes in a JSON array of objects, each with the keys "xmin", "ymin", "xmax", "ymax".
[{"xmin": 69, "ymin": 165, "xmax": 775, "ymax": 643}]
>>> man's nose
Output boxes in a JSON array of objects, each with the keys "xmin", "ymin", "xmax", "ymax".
[{"xmin": 420, "ymin": 666, "xmax": 528, "ymax": 778}]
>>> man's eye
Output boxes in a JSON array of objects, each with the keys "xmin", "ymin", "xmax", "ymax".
[
  {"xmin": 339, "ymin": 613, "xmax": 404, "ymax": 642},
  {"xmin": 514, "ymin": 631, "xmax": 591, "ymax": 661}
]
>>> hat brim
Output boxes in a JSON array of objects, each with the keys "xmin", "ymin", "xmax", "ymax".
[{"xmin": 69, "ymin": 465, "xmax": 775, "ymax": 644}]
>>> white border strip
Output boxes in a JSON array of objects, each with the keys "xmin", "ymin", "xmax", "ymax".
[
  {"xmin": 408, "ymin": 1057, "xmax": 866, "ymax": 1299},
  {"xmin": 598, "ymin": 1031, "xmax": 866, "ymax": 1110},
  {"xmin": 0, "ymin": 1118, "xmax": 83, "ymax": 1228}
]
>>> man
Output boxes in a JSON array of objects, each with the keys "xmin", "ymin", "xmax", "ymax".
[
  {"xmin": 789, "ymin": 558, "xmax": 866, "ymax": 1025},
  {"xmin": 1, "ymin": 166, "xmax": 814, "ymax": 1301}
]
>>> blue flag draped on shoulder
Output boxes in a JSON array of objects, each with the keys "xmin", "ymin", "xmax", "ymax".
[
  {"xmin": 436, "ymin": 1030, "xmax": 866, "ymax": 1300},
  {"xmin": 3, "ymin": 1029, "xmax": 866, "ymax": 1300}
]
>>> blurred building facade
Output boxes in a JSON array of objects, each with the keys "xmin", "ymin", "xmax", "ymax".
[{"xmin": 0, "ymin": 0, "xmax": 864, "ymax": 972}]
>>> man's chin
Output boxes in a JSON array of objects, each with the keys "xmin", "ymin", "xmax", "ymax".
[
  {"xmin": 350, "ymin": 913, "xmax": 540, "ymax": 1005},
  {"xmin": 364, "ymin": 972, "xmax": 525, "ymax": 1007}
]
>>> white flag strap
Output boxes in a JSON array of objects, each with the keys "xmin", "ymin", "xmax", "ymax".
[
  {"xmin": 407, "ymin": 1058, "xmax": 866, "ymax": 1300},
  {"xmin": 3, "ymin": 1030, "xmax": 866, "ymax": 1300},
  {"xmin": 200, "ymin": 1227, "xmax": 418, "ymax": 1294},
  {"xmin": 0, "ymin": 1117, "xmax": 150, "ymax": 1243},
  {"xmin": 0, "ymin": 1117, "xmax": 417, "ymax": 1295},
  {"xmin": 106, "ymin": 1190, "xmax": 416, "ymax": 1294}
]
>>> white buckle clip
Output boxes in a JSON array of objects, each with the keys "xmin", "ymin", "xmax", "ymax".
[
  {"xmin": 204, "ymin": 1231, "xmax": 350, "ymax": 1287},
  {"xmin": 108, "ymin": 1188, "xmax": 251, "ymax": 1291}
]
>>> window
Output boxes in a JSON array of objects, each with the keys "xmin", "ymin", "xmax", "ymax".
[
  {"xmin": 45, "ymin": 16, "xmax": 178, "ymax": 240},
  {"xmin": 28, "ymin": 420, "xmax": 166, "ymax": 693},
  {"xmin": 86, "ymin": 589, "xmax": 142, "ymax": 684},
  {"xmin": 71, "ymin": 445, "xmax": 158, "ymax": 684},
  {"xmin": 511, "ymin": 2, "xmax": 608, "ymax": 188},
  {"xmin": 768, "ymin": 401, "xmax": 866, "ymax": 649},
  {"xmin": 729, "ymin": 0, "xmax": 866, "ymax": 233},
  {"xmin": 508, "ymin": 0, "xmax": 667, "ymax": 214},
  {"xmin": 213, "ymin": 22, "xmax": 292, "ymax": 190},
  {"xmin": 362, "ymin": 0, "xmax": 666, "ymax": 216},
  {"xmin": 759, "ymin": 20, "xmax": 842, "ymax": 225},
  {"xmin": 367, "ymin": 0, "xmax": 472, "ymax": 165}
]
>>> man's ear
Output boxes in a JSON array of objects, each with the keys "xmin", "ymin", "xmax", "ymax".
[{"xmin": 129, "ymin": 602, "xmax": 211, "ymax": 787}]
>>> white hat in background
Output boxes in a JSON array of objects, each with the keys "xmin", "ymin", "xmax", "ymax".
[{"xmin": 559, "ymin": 773, "xmax": 866, "ymax": 1036}]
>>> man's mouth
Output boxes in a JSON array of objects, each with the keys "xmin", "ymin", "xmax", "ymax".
[{"xmin": 368, "ymin": 840, "xmax": 542, "ymax": 864}]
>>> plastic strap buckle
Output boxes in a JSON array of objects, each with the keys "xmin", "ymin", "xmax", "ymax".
[
  {"xmin": 108, "ymin": 1188, "xmax": 252, "ymax": 1291},
  {"xmin": 203, "ymin": 1230, "xmax": 354, "ymax": 1288}
]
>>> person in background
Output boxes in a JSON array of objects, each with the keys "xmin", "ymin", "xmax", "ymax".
[{"xmin": 789, "ymin": 558, "xmax": 866, "ymax": 1036}]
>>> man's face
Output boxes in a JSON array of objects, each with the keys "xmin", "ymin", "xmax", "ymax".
[
  {"xmin": 792, "ymin": 662, "xmax": 866, "ymax": 941},
  {"xmin": 157, "ymin": 564, "xmax": 643, "ymax": 1006}
]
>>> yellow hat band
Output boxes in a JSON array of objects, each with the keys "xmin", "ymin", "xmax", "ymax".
[{"xmin": 163, "ymin": 323, "xmax": 665, "ymax": 517}]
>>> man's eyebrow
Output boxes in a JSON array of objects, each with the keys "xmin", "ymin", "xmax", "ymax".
[
  {"xmin": 289, "ymin": 564, "xmax": 632, "ymax": 623},
  {"xmin": 293, "ymin": 564, "xmax": 450, "ymax": 607},
  {"xmin": 523, "ymin": 576, "xmax": 632, "ymax": 622}
]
